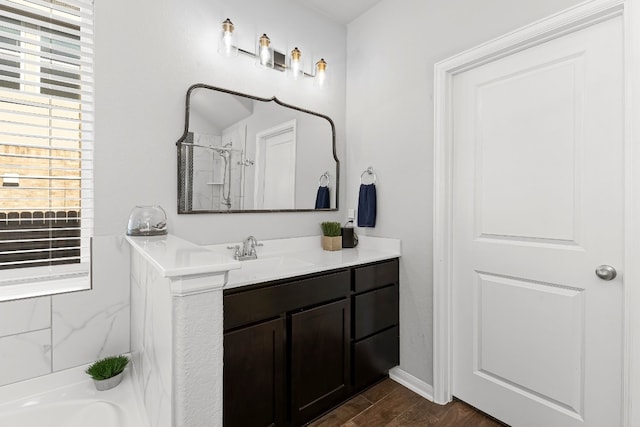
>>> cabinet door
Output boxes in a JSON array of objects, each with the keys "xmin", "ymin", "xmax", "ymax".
[
  {"xmin": 353, "ymin": 326, "xmax": 399, "ymax": 390},
  {"xmin": 291, "ymin": 299, "xmax": 350, "ymax": 426},
  {"xmin": 224, "ymin": 317, "xmax": 285, "ymax": 427}
]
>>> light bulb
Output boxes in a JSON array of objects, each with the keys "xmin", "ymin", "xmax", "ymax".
[
  {"xmin": 260, "ymin": 46, "xmax": 271, "ymax": 65},
  {"xmin": 218, "ymin": 18, "xmax": 237, "ymax": 57},
  {"xmin": 290, "ymin": 47, "xmax": 301, "ymax": 79},
  {"xmin": 315, "ymin": 58, "xmax": 327, "ymax": 87},
  {"xmin": 258, "ymin": 34, "xmax": 271, "ymax": 66},
  {"xmin": 223, "ymin": 31, "xmax": 232, "ymax": 49}
]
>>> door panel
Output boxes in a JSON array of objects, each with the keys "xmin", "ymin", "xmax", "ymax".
[
  {"xmin": 255, "ymin": 125, "xmax": 296, "ymax": 209},
  {"xmin": 452, "ymin": 16, "xmax": 623, "ymax": 427},
  {"xmin": 477, "ymin": 273, "xmax": 585, "ymax": 416},
  {"xmin": 477, "ymin": 58, "xmax": 581, "ymax": 242}
]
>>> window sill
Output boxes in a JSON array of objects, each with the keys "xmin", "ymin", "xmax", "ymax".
[{"xmin": 0, "ymin": 273, "xmax": 90, "ymax": 302}]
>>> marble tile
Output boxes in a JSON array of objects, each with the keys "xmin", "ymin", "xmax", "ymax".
[
  {"xmin": 143, "ymin": 274, "xmax": 172, "ymax": 396},
  {"xmin": 131, "ymin": 253, "xmax": 172, "ymax": 427},
  {"xmin": 130, "ymin": 249, "xmax": 144, "ymax": 288},
  {"xmin": 131, "ymin": 250, "xmax": 154, "ymax": 399},
  {"xmin": 140, "ymin": 350, "xmax": 171, "ymax": 427},
  {"xmin": 0, "ymin": 296, "xmax": 50, "ymax": 337},
  {"xmin": 0, "ymin": 329, "xmax": 51, "ymax": 386},
  {"xmin": 130, "ymin": 254, "xmax": 145, "ymax": 359},
  {"xmin": 52, "ymin": 235, "xmax": 130, "ymax": 371}
]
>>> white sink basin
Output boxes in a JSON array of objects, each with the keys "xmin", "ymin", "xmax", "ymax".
[{"xmin": 227, "ymin": 256, "xmax": 314, "ymax": 284}]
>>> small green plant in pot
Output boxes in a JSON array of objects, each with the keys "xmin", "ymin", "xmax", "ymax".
[
  {"xmin": 86, "ymin": 355, "xmax": 129, "ymax": 391},
  {"xmin": 320, "ymin": 221, "xmax": 342, "ymax": 251}
]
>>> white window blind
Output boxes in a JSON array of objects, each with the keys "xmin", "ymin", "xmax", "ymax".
[{"xmin": 0, "ymin": 0, "xmax": 93, "ymax": 293}]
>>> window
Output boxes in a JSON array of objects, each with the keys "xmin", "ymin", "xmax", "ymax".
[{"xmin": 0, "ymin": 0, "xmax": 93, "ymax": 299}]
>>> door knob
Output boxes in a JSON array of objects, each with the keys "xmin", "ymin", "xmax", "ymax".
[{"xmin": 595, "ymin": 265, "xmax": 617, "ymax": 281}]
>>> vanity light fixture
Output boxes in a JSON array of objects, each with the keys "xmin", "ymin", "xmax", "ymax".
[
  {"xmin": 218, "ymin": 19, "xmax": 327, "ymax": 84},
  {"xmin": 315, "ymin": 58, "xmax": 327, "ymax": 87},
  {"xmin": 218, "ymin": 18, "xmax": 237, "ymax": 57},
  {"xmin": 289, "ymin": 47, "xmax": 302, "ymax": 79},
  {"xmin": 258, "ymin": 34, "xmax": 272, "ymax": 67}
]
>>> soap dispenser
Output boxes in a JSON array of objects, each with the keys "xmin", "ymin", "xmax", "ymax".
[{"xmin": 341, "ymin": 214, "xmax": 358, "ymax": 248}]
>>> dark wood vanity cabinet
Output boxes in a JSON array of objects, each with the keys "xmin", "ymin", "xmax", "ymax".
[
  {"xmin": 291, "ymin": 299, "xmax": 350, "ymax": 426},
  {"xmin": 223, "ymin": 258, "xmax": 399, "ymax": 427},
  {"xmin": 223, "ymin": 317, "xmax": 285, "ymax": 427},
  {"xmin": 352, "ymin": 260, "xmax": 400, "ymax": 391}
]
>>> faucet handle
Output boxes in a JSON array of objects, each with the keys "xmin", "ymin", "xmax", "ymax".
[
  {"xmin": 246, "ymin": 239, "xmax": 263, "ymax": 258},
  {"xmin": 227, "ymin": 244, "xmax": 241, "ymax": 260}
]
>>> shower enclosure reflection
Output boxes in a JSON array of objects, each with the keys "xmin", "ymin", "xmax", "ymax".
[
  {"xmin": 176, "ymin": 84, "xmax": 338, "ymax": 213},
  {"xmin": 182, "ymin": 129, "xmax": 246, "ymax": 210}
]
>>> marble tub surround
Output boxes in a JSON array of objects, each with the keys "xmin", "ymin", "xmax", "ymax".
[
  {"xmin": 0, "ymin": 236, "xmax": 130, "ymax": 387},
  {"xmin": 127, "ymin": 233, "xmax": 240, "ymax": 427},
  {"xmin": 204, "ymin": 235, "xmax": 402, "ymax": 289}
]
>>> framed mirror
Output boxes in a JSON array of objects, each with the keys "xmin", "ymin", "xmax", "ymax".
[{"xmin": 176, "ymin": 84, "xmax": 339, "ymax": 213}]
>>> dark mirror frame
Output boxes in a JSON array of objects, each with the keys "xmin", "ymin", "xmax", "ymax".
[{"xmin": 176, "ymin": 83, "xmax": 340, "ymax": 214}]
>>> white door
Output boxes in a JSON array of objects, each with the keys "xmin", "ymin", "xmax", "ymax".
[
  {"xmin": 452, "ymin": 16, "xmax": 623, "ymax": 427},
  {"xmin": 255, "ymin": 123, "xmax": 296, "ymax": 209}
]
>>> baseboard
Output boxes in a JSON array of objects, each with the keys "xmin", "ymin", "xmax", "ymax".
[{"xmin": 388, "ymin": 366, "xmax": 434, "ymax": 401}]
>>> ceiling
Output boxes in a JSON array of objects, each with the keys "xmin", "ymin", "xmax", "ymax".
[{"xmin": 293, "ymin": 0, "xmax": 384, "ymax": 25}]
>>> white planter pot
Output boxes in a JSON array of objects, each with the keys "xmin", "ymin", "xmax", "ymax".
[{"xmin": 92, "ymin": 371, "xmax": 124, "ymax": 391}]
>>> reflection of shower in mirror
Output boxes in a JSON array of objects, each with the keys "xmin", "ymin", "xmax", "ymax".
[{"xmin": 182, "ymin": 127, "xmax": 247, "ymax": 210}]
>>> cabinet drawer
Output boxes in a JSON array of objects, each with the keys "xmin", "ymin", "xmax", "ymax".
[
  {"xmin": 224, "ymin": 270, "xmax": 350, "ymax": 330},
  {"xmin": 353, "ymin": 326, "xmax": 399, "ymax": 391},
  {"xmin": 354, "ymin": 284, "xmax": 399, "ymax": 340},
  {"xmin": 354, "ymin": 259, "xmax": 398, "ymax": 293}
]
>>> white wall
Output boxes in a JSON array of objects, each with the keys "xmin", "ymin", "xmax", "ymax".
[
  {"xmin": 346, "ymin": 0, "xmax": 585, "ymax": 385},
  {"xmin": 95, "ymin": 0, "xmax": 347, "ymax": 245}
]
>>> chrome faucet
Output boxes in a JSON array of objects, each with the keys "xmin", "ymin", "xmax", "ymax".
[{"xmin": 228, "ymin": 235, "xmax": 262, "ymax": 260}]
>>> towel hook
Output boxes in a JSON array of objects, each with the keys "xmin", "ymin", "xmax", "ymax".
[
  {"xmin": 318, "ymin": 171, "xmax": 330, "ymax": 187},
  {"xmin": 360, "ymin": 166, "xmax": 377, "ymax": 185}
]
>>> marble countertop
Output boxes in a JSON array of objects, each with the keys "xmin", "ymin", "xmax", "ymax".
[
  {"xmin": 203, "ymin": 235, "xmax": 401, "ymax": 290},
  {"xmin": 125, "ymin": 234, "xmax": 241, "ymax": 278},
  {"xmin": 125, "ymin": 234, "xmax": 401, "ymax": 288}
]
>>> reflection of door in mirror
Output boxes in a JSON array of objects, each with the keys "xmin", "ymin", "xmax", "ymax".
[{"xmin": 254, "ymin": 120, "xmax": 296, "ymax": 209}]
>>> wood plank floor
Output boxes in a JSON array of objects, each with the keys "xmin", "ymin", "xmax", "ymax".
[{"xmin": 308, "ymin": 378, "xmax": 509, "ymax": 427}]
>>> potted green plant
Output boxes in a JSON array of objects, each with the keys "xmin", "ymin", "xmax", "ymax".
[
  {"xmin": 321, "ymin": 221, "xmax": 342, "ymax": 251},
  {"xmin": 85, "ymin": 355, "xmax": 129, "ymax": 391}
]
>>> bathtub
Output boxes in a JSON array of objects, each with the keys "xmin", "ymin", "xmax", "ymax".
[{"xmin": 0, "ymin": 361, "xmax": 149, "ymax": 427}]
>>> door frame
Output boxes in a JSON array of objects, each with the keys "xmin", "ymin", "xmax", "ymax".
[
  {"xmin": 432, "ymin": 0, "xmax": 640, "ymax": 425},
  {"xmin": 253, "ymin": 119, "xmax": 297, "ymax": 209}
]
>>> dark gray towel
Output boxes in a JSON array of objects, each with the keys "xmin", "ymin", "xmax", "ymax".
[
  {"xmin": 357, "ymin": 184, "xmax": 376, "ymax": 227},
  {"xmin": 315, "ymin": 186, "xmax": 330, "ymax": 209}
]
